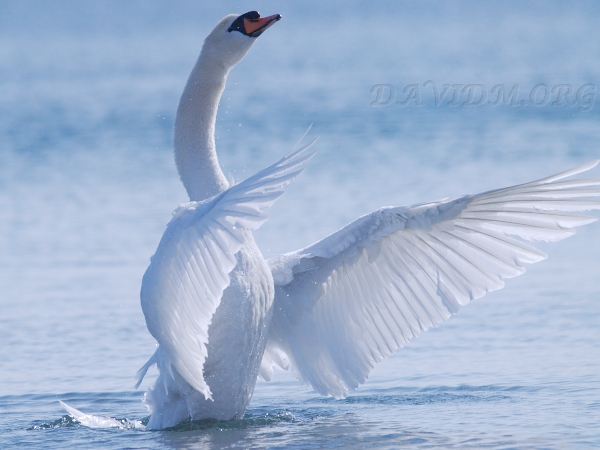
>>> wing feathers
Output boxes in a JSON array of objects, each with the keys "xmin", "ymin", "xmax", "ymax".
[
  {"xmin": 139, "ymin": 140, "xmax": 316, "ymax": 397},
  {"xmin": 265, "ymin": 161, "xmax": 600, "ymax": 397}
]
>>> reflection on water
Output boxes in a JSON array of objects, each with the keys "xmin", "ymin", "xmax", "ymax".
[
  {"xmin": 153, "ymin": 406, "xmax": 449, "ymax": 449},
  {"xmin": 8, "ymin": 376, "xmax": 600, "ymax": 448}
]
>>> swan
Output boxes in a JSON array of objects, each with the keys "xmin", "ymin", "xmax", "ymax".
[{"xmin": 61, "ymin": 11, "xmax": 600, "ymax": 430}]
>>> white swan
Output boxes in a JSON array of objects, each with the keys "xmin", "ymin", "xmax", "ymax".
[
  {"xmin": 64, "ymin": 12, "xmax": 600, "ymax": 429},
  {"xmin": 135, "ymin": 11, "xmax": 300, "ymax": 429}
]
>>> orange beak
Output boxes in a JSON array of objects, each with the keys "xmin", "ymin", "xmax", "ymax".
[{"xmin": 244, "ymin": 14, "xmax": 282, "ymax": 38}]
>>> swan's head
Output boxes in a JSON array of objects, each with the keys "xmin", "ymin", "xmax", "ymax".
[{"xmin": 203, "ymin": 11, "xmax": 281, "ymax": 69}]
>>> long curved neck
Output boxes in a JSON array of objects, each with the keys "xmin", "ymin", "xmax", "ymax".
[{"xmin": 174, "ymin": 52, "xmax": 230, "ymax": 202}]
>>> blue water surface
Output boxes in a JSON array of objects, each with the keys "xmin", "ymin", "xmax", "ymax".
[{"xmin": 1, "ymin": 1, "xmax": 600, "ymax": 448}]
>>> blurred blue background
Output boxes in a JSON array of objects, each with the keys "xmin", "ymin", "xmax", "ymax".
[{"xmin": 1, "ymin": 1, "xmax": 599, "ymax": 448}]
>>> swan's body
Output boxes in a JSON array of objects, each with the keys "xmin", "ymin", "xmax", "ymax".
[
  {"xmin": 140, "ymin": 240, "xmax": 273, "ymax": 428},
  {"xmin": 65, "ymin": 12, "xmax": 600, "ymax": 430},
  {"xmin": 135, "ymin": 12, "xmax": 289, "ymax": 429}
]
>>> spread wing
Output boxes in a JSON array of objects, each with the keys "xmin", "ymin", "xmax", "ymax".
[
  {"xmin": 263, "ymin": 161, "xmax": 600, "ymax": 398},
  {"xmin": 140, "ymin": 141, "xmax": 316, "ymax": 399}
]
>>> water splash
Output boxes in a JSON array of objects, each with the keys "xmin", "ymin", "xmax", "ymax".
[
  {"xmin": 39, "ymin": 400, "xmax": 295, "ymax": 433},
  {"xmin": 29, "ymin": 415, "xmax": 78, "ymax": 430},
  {"xmin": 57, "ymin": 401, "xmax": 145, "ymax": 430}
]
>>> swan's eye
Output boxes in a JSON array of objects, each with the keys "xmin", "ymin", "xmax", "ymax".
[{"xmin": 228, "ymin": 11, "xmax": 261, "ymax": 34}]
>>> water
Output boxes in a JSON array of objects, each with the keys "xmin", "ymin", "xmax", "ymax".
[{"xmin": 1, "ymin": 1, "xmax": 600, "ymax": 448}]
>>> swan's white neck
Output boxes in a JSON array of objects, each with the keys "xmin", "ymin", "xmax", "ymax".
[{"xmin": 174, "ymin": 51, "xmax": 230, "ymax": 202}]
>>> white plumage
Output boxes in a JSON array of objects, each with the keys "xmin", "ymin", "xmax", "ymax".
[
  {"xmin": 262, "ymin": 161, "xmax": 600, "ymax": 398},
  {"xmin": 139, "ymin": 142, "xmax": 316, "ymax": 405}
]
